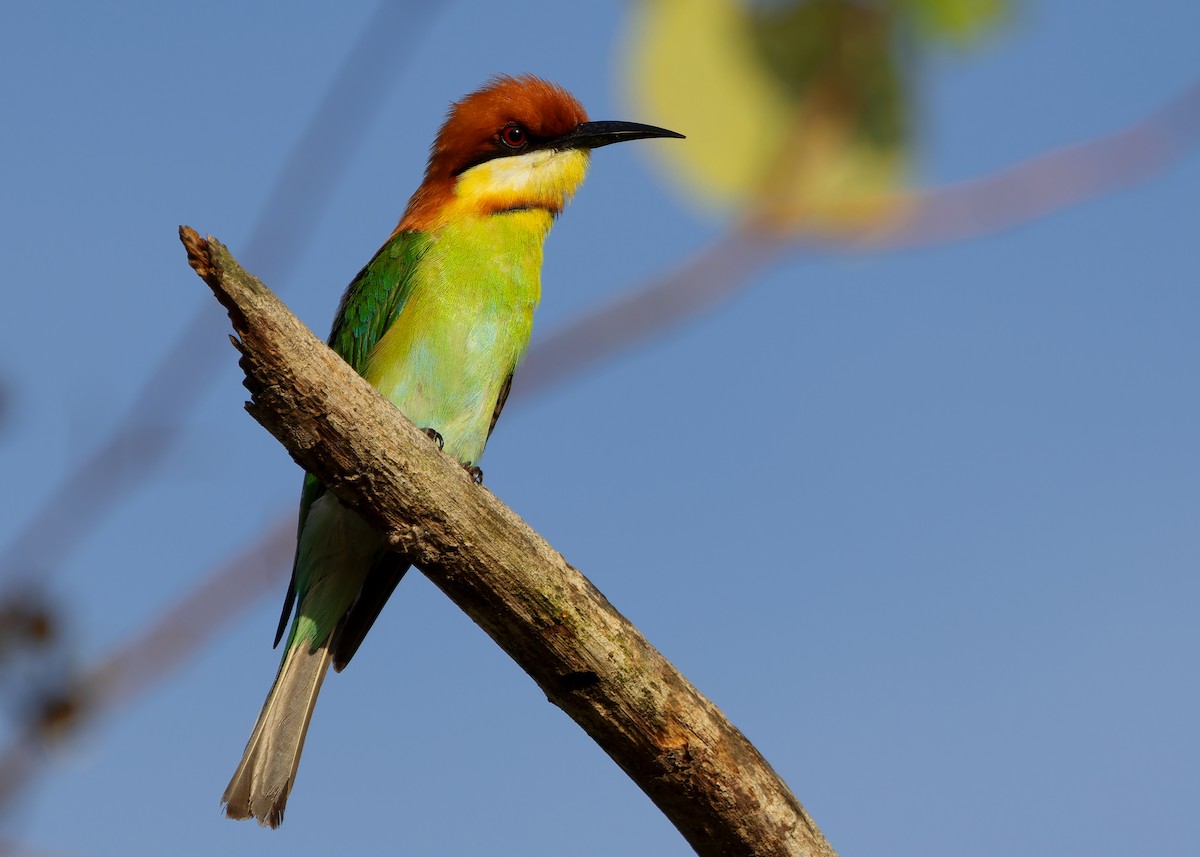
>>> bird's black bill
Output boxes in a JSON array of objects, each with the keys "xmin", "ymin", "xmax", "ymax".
[{"xmin": 555, "ymin": 120, "xmax": 685, "ymax": 151}]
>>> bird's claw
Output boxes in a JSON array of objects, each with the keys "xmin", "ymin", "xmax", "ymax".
[
  {"xmin": 421, "ymin": 430, "xmax": 480, "ymax": 484},
  {"xmin": 422, "ymin": 427, "xmax": 444, "ymax": 450}
]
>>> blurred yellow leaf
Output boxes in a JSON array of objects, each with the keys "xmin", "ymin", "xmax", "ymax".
[{"xmin": 620, "ymin": 0, "xmax": 1007, "ymax": 236}]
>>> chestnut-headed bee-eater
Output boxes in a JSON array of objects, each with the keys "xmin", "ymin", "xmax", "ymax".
[{"xmin": 221, "ymin": 75, "xmax": 683, "ymax": 827}]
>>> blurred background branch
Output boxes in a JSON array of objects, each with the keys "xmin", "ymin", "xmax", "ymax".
[
  {"xmin": 520, "ymin": 77, "xmax": 1200, "ymax": 394},
  {"xmin": 0, "ymin": 519, "xmax": 293, "ymax": 812},
  {"xmin": 0, "ymin": 0, "xmax": 435, "ymax": 589}
]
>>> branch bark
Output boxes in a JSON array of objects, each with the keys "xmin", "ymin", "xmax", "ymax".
[{"xmin": 180, "ymin": 226, "xmax": 838, "ymax": 857}]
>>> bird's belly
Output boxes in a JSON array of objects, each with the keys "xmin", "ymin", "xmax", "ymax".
[
  {"xmin": 369, "ymin": 311, "xmax": 525, "ymax": 465},
  {"xmin": 364, "ymin": 215, "xmax": 543, "ymax": 465}
]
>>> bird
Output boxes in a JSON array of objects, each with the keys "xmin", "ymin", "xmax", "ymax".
[{"xmin": 221, "ymin": 74, "xmax": 683, "ymax": 827}]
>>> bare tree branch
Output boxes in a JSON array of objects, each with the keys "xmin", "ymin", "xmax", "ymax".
[{"xmin": 177, "ymin": 226, "xmax": 839, "ymax": 857}]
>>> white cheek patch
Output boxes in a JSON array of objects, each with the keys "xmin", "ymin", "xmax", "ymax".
[
  {"xmin": 457, "ymin": 148, "xmax": 589, "ymax": 204},
  {"xmin": 467, "ymin": 149, "xmax": 557, "ymax": 194}
]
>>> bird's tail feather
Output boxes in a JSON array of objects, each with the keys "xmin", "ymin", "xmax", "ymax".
[{"xmin": 221, "ymin": 639, "xmax": 333, "ymax": 827}]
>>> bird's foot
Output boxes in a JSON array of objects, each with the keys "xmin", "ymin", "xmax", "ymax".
[
  {"xmin": 465, "ymin": 464, "xmax": 483, "ymax": 485},
  {"xmin": 422, "ymin": 428, "xmax": 444, "ymax": 450}
]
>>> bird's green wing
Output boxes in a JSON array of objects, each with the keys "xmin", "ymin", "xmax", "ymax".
[
  {"xmin": 273, "ymin": 229, "xmax": 432, "ymax": 647},
  {"xmin": 328, "ymin": 230, "xmax": 433, "ymax": 376}
]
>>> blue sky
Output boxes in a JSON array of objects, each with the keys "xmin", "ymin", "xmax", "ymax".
[{"xmin": 1, "ymin": 2, "xmax": 1197, "ymax": 855}]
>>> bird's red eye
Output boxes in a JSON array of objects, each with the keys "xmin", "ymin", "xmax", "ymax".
[{"xmin": 500, "ymin": 125, "xmax": 526, "ymax": 148}]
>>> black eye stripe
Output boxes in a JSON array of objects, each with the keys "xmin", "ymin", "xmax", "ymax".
[{"xmin": 450, "ymin": 128, "xmax": 555, "ymax": 176}]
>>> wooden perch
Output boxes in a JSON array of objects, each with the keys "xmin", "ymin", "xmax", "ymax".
[{"xmin": 180, "ymin": 226, "xmax": 837, "ymax": 857}]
